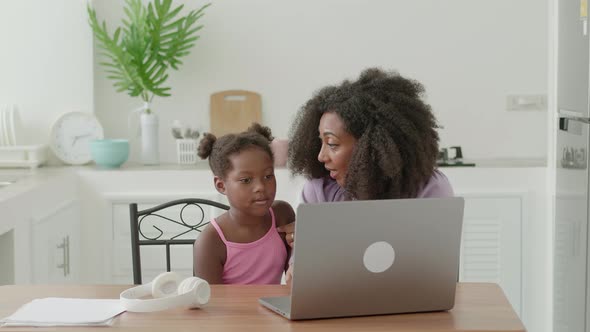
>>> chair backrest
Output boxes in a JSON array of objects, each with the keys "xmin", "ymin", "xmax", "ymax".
[{"xmin": 129, "ymin": 198, "xmax": 229, "ymax": 284}]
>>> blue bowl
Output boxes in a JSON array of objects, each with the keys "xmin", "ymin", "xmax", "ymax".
[{"xmin": 90, "ymin": 139, "xmax": 129, "ymax": 168}]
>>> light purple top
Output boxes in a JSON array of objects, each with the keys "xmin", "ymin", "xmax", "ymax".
[{"xmin": 301, "ymin": 169, "xmax": 454, "ymax": 203}]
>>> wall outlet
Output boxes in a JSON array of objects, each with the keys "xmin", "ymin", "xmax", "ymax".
[{"xmin": 506, "ymin": 94, "xmax": 547, "ymax": 111}]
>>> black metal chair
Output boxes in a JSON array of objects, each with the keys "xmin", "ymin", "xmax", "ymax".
[{"xmin": 129, "ymin": 198, "xmax": 229, "ymax": 284}]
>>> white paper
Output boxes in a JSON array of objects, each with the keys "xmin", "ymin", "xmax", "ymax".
[{"xmin": 1, "ymin": 298, "xmax": 125, "ymax": 327}]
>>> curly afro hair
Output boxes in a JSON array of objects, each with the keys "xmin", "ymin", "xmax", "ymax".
[
  {"xmin": 198, "ymin": 123, "xmax": 275, "ymax": 178},
  {"xmin": 288, "ymin": 68, "xmax": 440, "ymax": 200}
]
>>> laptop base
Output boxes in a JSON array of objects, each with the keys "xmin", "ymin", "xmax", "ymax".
[{"xmin": 259, "ymin": 296, "xmax": 291, "ymax": 320}]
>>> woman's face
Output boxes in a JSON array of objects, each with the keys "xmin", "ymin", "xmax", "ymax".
[{"xmin": 317, "ymin": 112, "xmax": 356, "ymax": 187}]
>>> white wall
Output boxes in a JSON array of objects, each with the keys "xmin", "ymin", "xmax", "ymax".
[
  {"xmin": 0, "ymin": 0, "xmax": 94, "ymax": 160},
  {"xmin": 0, "ymin": 1, "xmax": 548, "ymax": 164},
  {"xmin": 92, "ymin": 0, "xmax": 548, "ymax": 164}
]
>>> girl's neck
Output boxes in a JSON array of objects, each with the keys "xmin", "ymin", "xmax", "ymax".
[{"xmin": 227, "ymin": 208, "xmax": 268, "ymax": 228}]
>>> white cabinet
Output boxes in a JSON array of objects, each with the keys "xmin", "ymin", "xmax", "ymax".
[
  {"xmin": 5, "ymin": 170, "xmax": 79, "ymax": 285},
  {"xmin": 445, "ymin": 166, "xmax": 547, "ymax": 322},
  {"xmin": 0, "ymin": 231, "xmax": 14, "ymax": 285},
  {"xmin": 31, "ymin": 199, "xmax": 81, "ymax": 283},
  {"xmin": 458, "ymin": 194, "xmax": 522, "ymax": 315},
  {"xmin": 553, "ymin": 191, "xmax": 587, "ymax": 331}
]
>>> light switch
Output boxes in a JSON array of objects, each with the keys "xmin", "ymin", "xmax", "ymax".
[{"xmin": 506, "ymin": 94, "xmax": 547, "ymax": 111}]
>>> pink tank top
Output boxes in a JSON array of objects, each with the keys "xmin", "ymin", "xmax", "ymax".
[{"xmin": 210, "ymin": 208, "xmax": 287, "ymax": 284}]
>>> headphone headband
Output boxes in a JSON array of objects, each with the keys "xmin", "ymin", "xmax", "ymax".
[{"xmin": 120, "ymin": 273, "xmax": 210, "ymax": 312}]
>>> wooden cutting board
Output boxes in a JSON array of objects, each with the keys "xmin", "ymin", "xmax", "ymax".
[{"xmin": 210, "ymin": 90, "xmax": 262, "ymax": 136}]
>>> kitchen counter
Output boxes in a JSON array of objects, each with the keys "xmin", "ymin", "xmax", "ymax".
[
  {"xmin": 0, "ymin": 168, "xmax": 71, "ymax": 204},
  {"xmin": 464, "ymin": 158, "xmax": 546, "ymax": 168},
  {"xmin": 0, "ymin": 168, "xmax": 75, "ymax": 235},
  {"xmin": 438, "ymin": 158, "xmax": 546, "ymax": 168},
  {"xmin": 0, "ymin": 159, "xmax": 547, "ymax": 236},
  {"xmin": 79, "ymin": 157, "xmax": 548, "ymax": 171},
  {"xmin": 0, "ymin": 157, "xmax": 548, "ymax": 205}
]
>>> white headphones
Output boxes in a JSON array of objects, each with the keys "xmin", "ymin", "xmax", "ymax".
[{"xmin": 120, "ymin": 272, "xmax": 211, "ymax": 312}]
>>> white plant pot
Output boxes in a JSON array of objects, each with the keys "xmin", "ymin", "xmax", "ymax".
[{"xmin": 140, "ymin": 112, "xmax": 159, "ymax": 165}]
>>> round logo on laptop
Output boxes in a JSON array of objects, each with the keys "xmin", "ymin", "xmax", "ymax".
[{"xmin": 363, "ymin": 241, "xmax": 395, "ymax": 273}]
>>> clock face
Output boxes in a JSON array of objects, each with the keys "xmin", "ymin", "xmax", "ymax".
[{"xmin": 50, "ymin": 112, "xmax": 104, "ymax": 165}]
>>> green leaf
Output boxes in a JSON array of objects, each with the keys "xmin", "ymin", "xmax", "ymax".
[
  {"xmin": 88, "ymin": 0, "xmax": 210, "ymax": 101},
  {"xmin": 163, "ymin": 5, "xmax": 183, "ymax": 22}
]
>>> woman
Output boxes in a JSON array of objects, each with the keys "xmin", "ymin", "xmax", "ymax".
[{"xmin": 278, "ymin": 68, "xmax": 454, "ymax": 281}]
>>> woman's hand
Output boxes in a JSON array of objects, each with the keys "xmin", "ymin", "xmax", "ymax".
[
  {"xmin": 277, "ymin": 222, "xmax": 295, "ymax": 248},
  {"xmin": 285, "ymin": 263, "xmax": 294, "ymax": 285}
]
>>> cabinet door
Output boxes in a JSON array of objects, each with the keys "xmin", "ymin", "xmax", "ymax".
[
  {"xmin": 109, "ymin": 193, "xmax": 225, "ymax": 284},
  {"xmin": 554, "ymin": 192, "xmax": 588, "ymax": 332},
  {"xmin": 31, "ymin": 200, "xmax": 81, "ymax": 283},
  {"xmin": 459, "ymin": 194, "xmax": 522, "ymax": 315}
]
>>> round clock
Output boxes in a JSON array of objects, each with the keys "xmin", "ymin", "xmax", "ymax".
[{"xmin": 50, "ymin": 112, "xmax": 104, "ymax": 165}]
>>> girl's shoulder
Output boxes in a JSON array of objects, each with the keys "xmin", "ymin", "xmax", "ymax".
[
  {"xmin": 194, "ymin": 221, "xmax": 227, "ymax": 264},
  {"xmin": 196, "ymin": 218, "xmax": 226, "ymax": 249},
  {"xmin": 272, "ymin": 200, "xmax": 295, "ymax": 227},
  {"xmin": 195, "ymin": 212, "xmax": 227, "ymax": 248}
]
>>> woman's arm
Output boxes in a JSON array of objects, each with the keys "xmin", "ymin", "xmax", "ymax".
[
  {"xmin": 276, "ymin": 222, "xmax": 295, "ymax": 247},
  {"xmin": 193, "ymin": 224, "xmax": 226, "ymax": 284},
  {"xmin": 272, "ymin": 200, "xmax": 295, "ymax": 271},
  {"xmin": 276, "ymin": 179, "xmax": 326, "ymax": 247}
]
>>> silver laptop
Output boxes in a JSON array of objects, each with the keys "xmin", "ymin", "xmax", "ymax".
[{"xmin": 259, "ymin": 197, "xmax": 464, "ymax": 320}]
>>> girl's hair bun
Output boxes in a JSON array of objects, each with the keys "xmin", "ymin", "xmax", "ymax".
[
  {"xmin": 247, "ymin": 122, "xmax": 274, "ymax": 141},
  {"xmin": 197, "ymin": 132, "xmax": 217, "ymax": 159}
]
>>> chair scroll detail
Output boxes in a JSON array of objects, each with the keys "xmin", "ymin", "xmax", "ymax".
[{"xmin": 129, "ymin": 198, "xmax": 229, "ymax": 284}]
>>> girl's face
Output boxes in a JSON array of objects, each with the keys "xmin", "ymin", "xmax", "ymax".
[
  {"xmin": 215, "ymin": 147, "xmax": 276, "ymax": 217},
  {"xmin": 317, "ymin": 112, "xmax": 357, "ymax": 187}
]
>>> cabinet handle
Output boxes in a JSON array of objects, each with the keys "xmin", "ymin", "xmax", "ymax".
[
  {"xmin": 558, "ymin": 109, "xmax": 590, "ymax": 127},
  {"xmin": 56, "ymin": 236, "xmax": 69, "ymax": 277}
]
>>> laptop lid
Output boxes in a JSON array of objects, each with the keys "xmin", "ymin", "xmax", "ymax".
[{"xmin": 288, "ymin": 197, "xmax": 464, "ymax": 320}]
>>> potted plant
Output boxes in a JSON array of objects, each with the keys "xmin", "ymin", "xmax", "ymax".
[{"xmin": 87, "ymin": 0, "xmax": 210, "ymax": 164}]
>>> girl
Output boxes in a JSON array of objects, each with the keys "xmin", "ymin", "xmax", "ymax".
[{"xmin": 193, "ymin": 123, "xmax": 294, "ymax": 284}]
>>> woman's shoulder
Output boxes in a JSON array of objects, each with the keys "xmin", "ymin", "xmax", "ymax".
[
  {"xmin": 301, "ymin": 177, "xmax": 347, "ymax": 203},
  {"xmin": 417, "ymin": 169, "xmax": 455, "ymax": 198}
]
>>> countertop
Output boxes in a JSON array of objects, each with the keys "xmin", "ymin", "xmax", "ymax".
[
  {"xmin": 453, "ymin": 158, "xmax": 546, "ymax": 168},
  {"xmin": 81, "ymin": 157, "xmax": 548, "ymax": 171},
  {"xmin": 0, "ymin": 158, "xmax": 547, "ymax": 203}
]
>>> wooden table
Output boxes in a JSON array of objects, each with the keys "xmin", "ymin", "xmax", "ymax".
[{"xmin": 0, "ymin": 283, "xmax": 525, "ymax": 331}]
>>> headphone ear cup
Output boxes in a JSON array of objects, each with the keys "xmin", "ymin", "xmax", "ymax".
[
  {"xmin": 177, "ymin": 277, "xmax": 211, "ymax": 308},
  {"xmin": 178, "ymin": 277, "xmax": 197, "ymax": 295},
  {"xmin": 151, "ymin": 272, "xmax": 184, "ymax": 298}
]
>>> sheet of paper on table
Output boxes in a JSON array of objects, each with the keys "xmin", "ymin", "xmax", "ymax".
[{"xmin": 0, "ymin": 297, "xmax": 125, "ymax": 327}]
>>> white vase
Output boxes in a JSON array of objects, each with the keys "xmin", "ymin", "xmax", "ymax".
[{"xmin": 140, "ymin": 112, "xmax": 159, "ymax": 165}]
